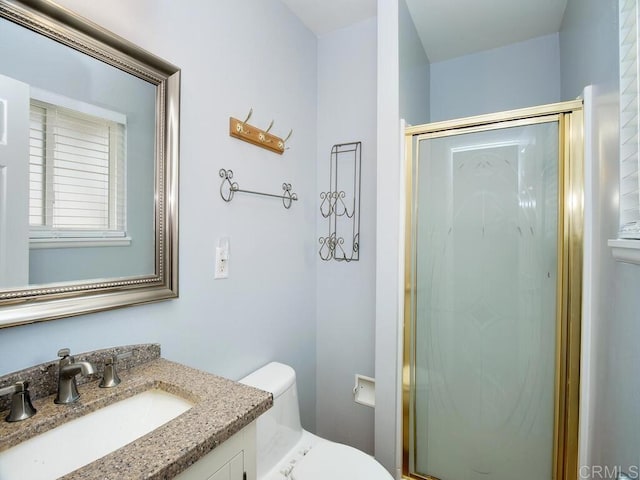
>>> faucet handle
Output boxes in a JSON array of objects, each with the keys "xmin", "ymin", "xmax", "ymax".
[
  {"xmin": 0, "ymin": 381, "xmax": 24, "ymax": 397},
  {"xmin": 0, "ymin": 381, "xmax": 37, "ymax": 422},
  {"xmin": 57, "ymin": 348, "xmax": 71, "ymax": 358},
  {"xmin": 57, "ymin": 348, "xmax": 73, "ymax": 367},
  {"xmin": 99, "ymin": 351, "xmax": 132, "ymax": 388}
]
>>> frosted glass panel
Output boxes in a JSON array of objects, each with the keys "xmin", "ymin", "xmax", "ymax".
[{"xmin": 412, "ymin": 121, "xmax": 558, "ymax": 480}]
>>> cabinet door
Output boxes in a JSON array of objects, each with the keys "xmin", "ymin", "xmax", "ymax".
[
  {"xmin": 228, "ymin": 451, "xmax": 244, "ymax": 480},
  {"xmin": 173, "ymin": 421, "xmax": 256, "ymax": 480},
  {"xmin": 208, "ymin": 452, "xmax": 243, "ymax": 480}
]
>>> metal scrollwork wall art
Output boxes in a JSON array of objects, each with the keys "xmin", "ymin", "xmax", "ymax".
[{"xmin": 319, "ymin": 142, "xmax": 361, "ymax": 261}]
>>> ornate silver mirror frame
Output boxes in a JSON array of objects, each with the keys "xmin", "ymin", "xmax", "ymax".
[{"xmin": 0, "ymin": 0, "xmax": 179, "ymax": 327}]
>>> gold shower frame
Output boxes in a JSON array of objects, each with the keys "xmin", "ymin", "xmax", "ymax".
[{"xmin": 402, "ymin": 100, "xmax": 584, "ymax": 480}]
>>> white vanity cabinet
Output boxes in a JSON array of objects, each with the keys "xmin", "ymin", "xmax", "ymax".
[{"xmin": 174, "ymin": 422, "xmax": 256, "ymax": 480}]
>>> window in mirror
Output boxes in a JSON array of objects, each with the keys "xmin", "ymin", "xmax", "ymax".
[
  {"xmin": 619, "ymin": 0, "xmax": 640, "ymax": 239},
  {"xmin": 28, "ymin": 93, "xmax": 128, "ymax": 247}
]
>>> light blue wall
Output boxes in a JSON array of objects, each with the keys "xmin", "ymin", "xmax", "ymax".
[
  {"xmin": 0, "ymin": 0, "xmax": 319, "ymax": 432},
  {"xmin": 316, "ymin": 17, "xmax": 377, "ymax": 456},
  {"xmin": 430, "ymin": 34, "xmax": 561, "ymax": 122},
  {"xmin": 560, "ymin": 0, "xmax": 640, "ymax": 474},
  {"xmin": 399, "ymin": 0, "xmax": 430, "ymax": 125},
  {"xmin": 560, "ymin": 0, "xmax": 619, "ymax": 100},
  {"xmin": 375, "ymin": 0, "xmax": 402, "ymax": 474}
]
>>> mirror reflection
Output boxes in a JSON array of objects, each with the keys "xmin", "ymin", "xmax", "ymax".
[{"xmin": 0, "ymin": 15, "xmax": 156, "ymax": 288}]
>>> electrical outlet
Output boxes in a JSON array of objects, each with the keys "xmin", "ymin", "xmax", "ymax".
[
  {"xmin": 215, "ymin": 237, "xmax": 230, "ymax": 279},
  {"xmin": 215, "ymin": 246, "xmax": 229, "ymax": 279}
]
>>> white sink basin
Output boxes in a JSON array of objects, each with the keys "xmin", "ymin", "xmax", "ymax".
[{"xmin": 0, "ymin": 388, "xmax": 193, "ymax": 480}]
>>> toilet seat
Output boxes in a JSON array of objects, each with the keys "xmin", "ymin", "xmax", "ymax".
[{"xmin": 290, "ymin": 441, "xmax": 393, "ymax": 480}]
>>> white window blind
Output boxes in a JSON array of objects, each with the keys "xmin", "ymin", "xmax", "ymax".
[
  {"xmin": 29, "ymin": 99, "xmax": 126, "ymax": 240},
  {"xmin": 619, "ymin": 0, "xmax": 640, "ymax": 238}
]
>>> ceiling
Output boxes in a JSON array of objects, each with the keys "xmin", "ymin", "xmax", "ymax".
[
  {"xmin": 280, "ymin": 0, "xmax": 568, "ymax": 63},
  {"xmin": 279, "ymin": 0, "xmax": 376, "ymax": 36},
  {"xmin": 406, "ymin": 0, "xmax": 568, "ymax": 62}
]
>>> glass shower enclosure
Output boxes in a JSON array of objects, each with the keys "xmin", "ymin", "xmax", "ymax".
[{"xmin": 403, "ymin": 102, "xmax": 583, "ymax": 480}]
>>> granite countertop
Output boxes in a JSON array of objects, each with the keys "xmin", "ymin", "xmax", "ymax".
[{"xmin": 0, "ymin": 358, "xmax": 273, "ymax": 479}]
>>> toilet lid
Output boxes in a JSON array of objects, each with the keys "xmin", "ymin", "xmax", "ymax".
[{"xmin": 290, "ymin": 442, "xmax": 393, "ymax": 480}]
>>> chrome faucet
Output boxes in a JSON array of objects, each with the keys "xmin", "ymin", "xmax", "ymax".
[{"xmin": 55, "ymin": 348, "xmax": 96, "ymax": 404}]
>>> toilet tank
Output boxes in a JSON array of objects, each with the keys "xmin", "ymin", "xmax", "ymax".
[{"xmin": 240, "ymin": 362, "xmax": 304, "ymax": 477}]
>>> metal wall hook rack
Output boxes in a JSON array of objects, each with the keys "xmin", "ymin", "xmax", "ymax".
[
  {"xmin": 219, "ymin": 169, "xmax": 298, "ymax": 209},
  {"xmin": 229, "ymin": 107, "xmax": 293, "ymax": 154},
  {"xmin": 318, "ymin": 142, "xmax": 362, "ymax": 262}
]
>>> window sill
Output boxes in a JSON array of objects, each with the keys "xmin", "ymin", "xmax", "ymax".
[
  {"xmin": 608, "ymin": 239, "xmax": 640, "ymax": 264},
  {"xmin": 30, "ymin": 236, "xmax": 132, "ymax": 249}
]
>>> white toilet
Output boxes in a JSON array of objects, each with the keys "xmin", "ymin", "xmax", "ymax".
[{"xmin": 240, "ymin": 362, "xmax": 393, "ymax": 480}]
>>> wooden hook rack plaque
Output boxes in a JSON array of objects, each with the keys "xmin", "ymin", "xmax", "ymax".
[{"xmin": 229, "ymin": 116, "xmax": 287, "ymax": 155}]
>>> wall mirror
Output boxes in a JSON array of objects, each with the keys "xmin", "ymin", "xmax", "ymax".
[{"xmin": 0, "ymin": 0, "xmax": 180, "ymax": 327}]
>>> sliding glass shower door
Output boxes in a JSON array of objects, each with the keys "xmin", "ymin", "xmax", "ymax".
[{"xmin": 403, "ymin": 103, "xmax": 583, "ymax": 480}]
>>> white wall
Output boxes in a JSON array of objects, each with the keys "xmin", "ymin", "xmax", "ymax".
[
  {"xmin": 559, "ymin": 0, "xmax": 640, "ymax": 475},
  {"xmin": 430, "ymin": 34, "xmax": 561, "ymax": 122},
  {"xmin": 399, "ymin": 0, "xmax": 430, "ymax": 126},
  {"xmin": 315, "ymin": 17, "xmax": 378, "ymax": 455},
  {"xmin": 0, "ymin": 0, "xmax": 319, "ymax": 432}
]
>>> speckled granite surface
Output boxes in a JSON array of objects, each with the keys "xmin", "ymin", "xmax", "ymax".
[
  {"xmin": 0, "ymin": 357, "xmax": 272, "ymax": 480},
  {"xmin": 0, "ymin": 344, "xmax": 161, "ymax": 413}
]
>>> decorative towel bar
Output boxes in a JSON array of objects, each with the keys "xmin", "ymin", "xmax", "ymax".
[{"xmin": 219, "ymin": 169, "xmax": 298, "ymax": 210}]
